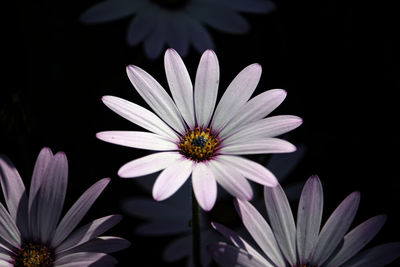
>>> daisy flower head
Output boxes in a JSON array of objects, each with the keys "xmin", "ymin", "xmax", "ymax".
[
  {"xmin": 0, "ymin": 147, "xmax": 130, "ymax": 266},
  {"xmin": 80, "ymin": 0, "xmax": 276, "ymax": 59},
  {"xmin": 97, "ymin": 48, "xmax": 302, "ymax": 211},
  {"xmin": 209, "ymin": 175, "xmax": 400, "ymax": 267}
]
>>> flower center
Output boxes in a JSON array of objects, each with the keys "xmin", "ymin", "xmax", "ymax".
[
  {"xmin": 179, "ymin": 127, "xmax": 219, "ymax": 162},
  {"xmin": 13, "ymin": 243, "xmax": 54, "ymax": 267},
  {"xmin": 151, "ymin": 0, "xmax": 189, "ymax": 10}
]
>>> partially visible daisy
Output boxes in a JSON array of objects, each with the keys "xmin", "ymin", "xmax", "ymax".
[
  {"xmin": 97, "ymin": 48, "xmax": 302, "ymax": 211},
  {"xmin": 80, "ymin": 0, "xmax": 276, "ymax": 58},
  {"xmin": 209, "ymin": 175, "xmax": 400, "ymax": 267},
  {"xmin": 0, "ymin": 147, "xmax": 130, "ymax": 266}
]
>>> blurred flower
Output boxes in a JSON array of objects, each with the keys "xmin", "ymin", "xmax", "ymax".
[
  {"xmin": 80, "ymin": 0, "xmax": 276, "ymax": 59},
  {"xmin": 0, "ymin": 147, "xmax": 129, "ymax": 266},
  {"xmin": 97, "ymin": 48, "xmax": 302, "ymax": 211},
  {"xmin": 122, "ymin": 145, "xmax": 306, "ymax": 266},
  {"xmin": 209, "ymin": 175, "xmax": 400, "ymax": 267}
]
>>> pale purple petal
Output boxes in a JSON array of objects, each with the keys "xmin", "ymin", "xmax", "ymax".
[
  {"xmin": 296, "ymin": 175, "xmax": 323, "ymax": 265},
  {"xmin": 188, "ymin": 19, "xmax": 215, "ymax": 53},
  {"xmin": 220, "ymin": 0, "xmax": 277, "ymax": 14},
  {"xmin": 80, "ymin": 0, "xmax": 146, "ymax": 23},
  {"xmin": 209, "ymin": 160, "xmax": 252, "ymax": 200},
  {"xmin": 341, "ymin": 242, "xmax": 400, "ymax": 267},
  {"xmin": 126, "ymin": 65, "xmax": 185, "ymax": 132},
  {"xmin": 219, "ymin": 89, "xmax": 287, "ymax": 137},
  {"xmin": 0, "ymin": 155, "xmax": 28, "ymax": 238},
  {"xmin": 211, "ymin": 64, "xmax": 261, "ymax": 132},
  {"xmin": 51, "ymin": 178, "xmax": 110, "ymax": 248},
  {"xmin": 192, "ymin": 163, "xmax": 217, "ymax": 211},
  {"xmin": 118, "ymin": 152, "xmax": 182, "ymax": 178},
  {"xmin": 0, "ymin": 202, "xmax": 21, "ymax": 249},
  {"xmin": 220, "ymin": 138, "xmax": 296, "ymax": 155},
  {"xmin": 37, "ymin": 152, "xmax": 68, "ymax": 244},
  {"xmin": 165, "ymin": 14, "xmax": 191, "ymax": 57},
  {"xmin": 234, "ymin": 198, "xmax": 286, "ymax": 266},
  {"xmin": 0, "ymin": 245, "xmax": 12, "ymax": 262},
  {"xmin": 55, "ymin": 215, "xmax": 122, "ymax": 253},
  {"xmin": 194, "ymin": 50, "xmax": 219, "ymax": 128},
  {"xmin": 102, "ymin": 96, "xmax": 177, "ymax": 140},
  {"xmin": 96, "ymin": 131, "xmax": 177, "ymax": 151},
  {"xmin": 165, "ymin": 48, "xmax": 195, "ymax": 128},
  {"xmin": 54, "ymin": 252, "xmax": 117, "ymax": 266},
  {"xmin": 326, "ymin": 215, "xmax": 387, "ymax": 267},
  {"xmin": 152, "ymin": 159, "xmax": 193, "ymax": 201},
  {"xmin": 264, "ymin": 185, "xmax": 297, "ymax": 265},
  {"xmin": 0, "ymin": 259, "xmax": 12, "ymax": 266},
  {"xmin": 208, "ymin": 242, "xmax": 272, "ymax": 267},
  {"xmin": 223, "ymin": 115, "xmax": 303, "ymax": 144},
  {"xmin": 309, "ymin": 191, "xmax": 360, "ymax": 266},
  {"xmin": 126, "ymin": 6, "xmax": 157, "ymax": 46},
  {"xmin": 136, "ymin": 221, "xmax": 190, "ymax": 236},
  {"xmin": 217, "ymin": 155, "xmax": 278, "ymax": 186}
]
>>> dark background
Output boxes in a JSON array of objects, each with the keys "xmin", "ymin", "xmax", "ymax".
[{"xmin": 1, "ymin": 0, "xmax": 399, "ymax": 266}]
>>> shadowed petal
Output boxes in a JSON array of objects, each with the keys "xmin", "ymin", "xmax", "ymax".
[
  {"xmin": 296, "ymin": 175, "xmax": 323, "ymax": 265},
  {"xmin": 211, "ymin": 64, "xmax": 261, "ymax": 132},
  {"xmin": 126, "ymin": 65, "xmax": 185, "ymax": 132},
  {"xmin": 234, "ymin": 198, "xmax": 286, "ymax": 266},
  {"xmin": 192, "ymin": 163, "xmax": 217, "ymax": 211},
  {"xmin": 194, "ymin": 50, "xmax": 219, "ymax": 128},
  {"xmin": 144, "ymin": 10, "xmax": 168, "ymax": 59},
  {"xmin": 264, "ymin": 185, "xmax": 297, "ymax": 265},
  {"xmin": 166, "ymin": 14, "xmax": 191, "ymax": 57},
  {"xmin": 188, "ymin": 19, "xmax": 215, "ymax": 53},
  {"xmin": 102, "ymin": 96, "xmax": 177, "ymax": 140},
  {"xmin": 0, "ymin": 202, "xmax": 21, "ymax": 249},
  {"xmin": 309, "ymin": 191, "xmax": 360, "ymax": 266},
  {"xmin": 163, "ymin": 235, "xmax": 192, "ymax": 262},
  {"xmin": 54, "ymin": 252, "xmax": 117, "ymax": 266},
  {"xmin": 152, "ymin": 160, "xmax": 193, "ymax": 201},
  {"xmin": 220, "ymin": 0, "xmax": 276, "ymax": 13},
  {"xmin": 220, "ymin": 138, "xmax": 296, "ymax": 155},
  {"xmin": 326, "ymin": 215, "xmax": 387, "ymax": 267},
  {"xmin": 136, "ymin": 220, "xmax": 190, "ymax": 236},
  {"xmin": 165, "ymin": 49, "xmax": 195, "ymax": 128},
  {"xmin": 217, "ymin": 155, "xmax": 278, "ymax": 186},
  {"xmin": 51, "ymin": 178, "xmax": 110, "ymax": 248},
  {"xmin": 96, "ymin": 131, "xmax": 177, "ymax": 151},
  {"xmin": 118, "ymin": 152, "xmax": 182, "ymax": 178},
  {"xmin": 127, "ymin": 6, "xmax": 157, "ymax": 46}
]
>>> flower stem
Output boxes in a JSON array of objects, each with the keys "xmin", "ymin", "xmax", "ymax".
[{"xmin": 192, "ymin": 190, "xmax": 202, "ymax": 267}]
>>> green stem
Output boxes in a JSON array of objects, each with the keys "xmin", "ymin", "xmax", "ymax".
[{"xmin": 192, "ymin": 190, "xmax": 202, "ymax": 267}]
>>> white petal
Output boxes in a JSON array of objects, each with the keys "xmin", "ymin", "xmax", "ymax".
[
  {"xmin": 194, "ymin": 50, "xmax": 219, "ymax": 128},
  {"xmin": 126, "ymin": 65, "xmax": 185, "ymax": 132},
  {"xmin": 118, "ymin": 152, "xmax": 183, "ymax": 178},
  {"xmin": 102, "ymin": 95, "xmax": 177, "ymax": 140},
  {"xmin": 165, "ymin": 49, "xmax": 195, "ymax": 128},
  {"xmin": 211, "ymin": 64, "xmax": 261, "ymax": 132},
  {"xmin": 96, "ymin": 131, "xmax": 178, "ymax": 151},
  {"xmin": 192, "ymin": 163, "xmax": 217, "ymax": 211},
  {"xmin": 0, "ymin": 202, "xmax": 21, "ymax": 249},
  {"xmin": 152, "ymin": 159, "xmax": 193, "ymax": 201},
  {"xmin": 220, "ymin": 138, "xmax": 296, "ymax": 155}
]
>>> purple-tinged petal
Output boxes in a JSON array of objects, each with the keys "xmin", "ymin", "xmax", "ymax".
[
  {"xmin": 223, "ymin": 115, "xmax": 303, "ymax": 144},
  {"xmin": 136, "ymin": 220, "xmax": 190, "ymax": 236},
  {"xmin": 51, "ymin": 178, "xmax": 110, "ymax": 248},
  {"xmin": 102, "ymin": 96, "xmax": 177, "ymax": 140},
  {"xmin": 0, "ymin": 155, "xmax": 28, "ymax": 239},
  {"xmin": 209, "ymin": 160, "xmax": 252, "ymax": 200},
  {"xmin": 152, "ymin": 159, "xmax": 193, "ymax": 201},
  {"xmin": 164, "ymin": 48, "xmax": 195, "ymax": 128},
  {"xmin": 234, "ymin": 198, "xmax": 286, "ymax": 266},
  {"xmin": 188, "ymin": 19, "xmax": 215, "ymax": 53},
  {"xmin": 211, "ymin": 64, "xmax": 261, "ymax": 132},
  {"xmin": 340, "ymin": 242, "xmax": 400, "ymax": 267},
  {"xmin": 219, "ymin": 0, "xmax": 277, "ymax": 14},
  {"xmin": 0, "ymin": 202, "xmax": 21, "ymax": 249},
  {"xmin": 192, "ymin": 163, "xmax": 217, "ymax": 211},
  {"xmin": 296, "ymin": 176, "xmax": 323, "ymax": 265},
  {"xmin": 37, "ymin": 152, "xmax": 68, "ymax": 244},
  {"xmin": 216, "ymin": 155, "xmax": 278, "ymax": 187},
  {"xmin": 264, "ymin": 185, "xmax": 297, "ymax": 265},
  {"xmin": 126, "ymin": 6, "xmax": 156, "ymax": 46},
  {"xmin": 118, "ymin": 152, "xmax": 182, "ymax": 178},
  {"xmin": 96, "ymin": 131, "xmax": 178, "ymax": 151},
  {"xmin": 220, "ymin": 138, "xmax": 296, "ymax": 155},
  {"xmin": 80, "ymin": 0, "xmax": 146, "ymax": 24},
  {"xmin": 208, "ymin": 242, "xmax": 272, "ymax": 267},
  {"xmin": 219, "ymin": 89, "xmax": 287, "ymax": 137},
  {"xmin": 55, "ymin": 215, "xmax": 122, "ymax": 253},
  {"xmin": 309, "ymin": 191, "xmax": 360, "ymax": 266},
  {"xmin": 126, "ymin": 65, "xmax": 185, "ymax": 132},
  {"xmin": 166, "ymin": 14, "xmax": 190, "ymax": 57},
  {"xmin": 0, "ymin": 244, "xmax": 12, "ymax": 262},
  {"xmin": 54, "ymin": 252, "xmax": 117, "ymax": 266},
  {"xmin": 56, "ymin": 236, "xmax": 130, "ymax": 258},
  {"xmin": 194, "ymin": 50, "xmax": 219, "ymax": 128},
  {"xmin": 325, "ymin": 215, "xmax": 387, "ymax": 267}
]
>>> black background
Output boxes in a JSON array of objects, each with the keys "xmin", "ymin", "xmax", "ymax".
[{"xmin": 1, "ymin": 0, "xmax": 399, "ymax": 266}]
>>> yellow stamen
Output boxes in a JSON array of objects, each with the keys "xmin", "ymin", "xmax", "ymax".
[
  {"xmin": 13, "ymin": 243, "xmax": 54, "ymax": 267},
  {"xmin": 179, "ymin": 127, "xmax": 219, "ymax": 162}
]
